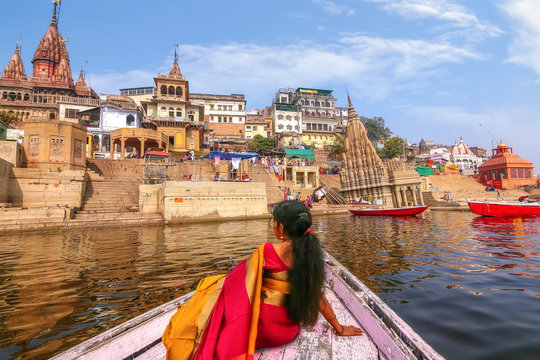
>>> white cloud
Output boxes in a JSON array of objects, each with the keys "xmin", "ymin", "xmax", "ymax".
[
  {"xmin": 313, "ymin": 0, "xmax": 355, "ymax": 16},
  {"xmin": 500, "ymin": 0, "xmax": 540, "ymax": 78},
  {"xmin": 366, "ymin": 0, "xmax": 502, "ymax": 40},
  {"xmin": 88, "ymin": 37, "xmax": 481, "ymax": 105}
]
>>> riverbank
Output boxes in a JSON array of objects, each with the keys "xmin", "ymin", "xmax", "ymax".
[{"xmin": 0, "ymin": 203, "xmax": 356, "ymax": 235}]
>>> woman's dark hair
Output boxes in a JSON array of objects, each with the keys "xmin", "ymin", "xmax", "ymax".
[{"xmin": 273, "ymin": 200, "xmax": 324, "ymax": 326}]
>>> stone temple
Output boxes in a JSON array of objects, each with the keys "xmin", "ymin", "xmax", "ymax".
[{"xmin": 340, "ymin": 97, "xmax": 424, "ymax": 207}]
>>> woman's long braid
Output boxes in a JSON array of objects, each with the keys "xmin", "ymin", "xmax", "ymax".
[{"xmin": 273, "ymin": 201, "xmax": 324, "ymax": 326}]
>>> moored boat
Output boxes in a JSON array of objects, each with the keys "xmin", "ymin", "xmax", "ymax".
[
  {"xmin": 349, "ymin": 205, "xmax": 429, "ymax": 216},
  {"xmin": 467, "ymin": 199, "xmax": 540, "ymax": 217},
  {"xmin": 51, "ymin": 250, "xmax": 444, "ymax": 360}
]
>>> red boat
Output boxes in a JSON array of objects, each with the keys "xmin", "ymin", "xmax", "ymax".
[
  {"xmin": 467, "ymin": 200, "xmax": 540, "ymax": 217},
  {"xmin": 349, "ymin": 205, "xmax": 429, "ymax": 216}
]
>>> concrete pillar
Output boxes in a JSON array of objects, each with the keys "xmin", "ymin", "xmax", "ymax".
[
  {"xmin": 400, "ymin": 187, "xmax": 407, "ymax": 207},
  {"xmin": 411, "ymin": 187, "xmax": 418, "ymax": 206},
  {"xmin": 304, "ymin": 171, "xmax": 308, "ymax": 188},
  {"xmin": 418, "ymin": 187, "xmax": 425, "ymax": 205},
  {"xmin": 292, "ymin": 170, "xmax": 297, "ymax": 188},
  {"xmin": 140, "ymin": 137, "xmax": 145, "ymax": 157},
  {"xmin": 395, "ymin": 189, "xmax": 402, "ymax": 208},
  {"xmin": 110, "ymin": 140, "xmax": 115, "ymax": 159},
  {"xmin": 120, "ymin": 138, "xmax": 125, "ymax": 160}
]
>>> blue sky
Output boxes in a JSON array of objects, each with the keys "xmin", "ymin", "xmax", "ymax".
[{"xmin": 1, "ymin": 0, "xmax": 539, "ymax": 172}]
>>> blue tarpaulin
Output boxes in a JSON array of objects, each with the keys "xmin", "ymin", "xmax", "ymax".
[{"xmin": 200, "ymin": 151, "xmax": 259, "ymax": 160}]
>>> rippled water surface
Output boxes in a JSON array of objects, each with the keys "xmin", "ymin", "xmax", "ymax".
[{"xmin": 0, "ymin": 212, "xmax": 539, "ymax": 360}]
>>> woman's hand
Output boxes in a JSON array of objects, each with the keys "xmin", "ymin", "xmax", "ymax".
[{"xmin": 336, "ymin": 325, "xmax": 363, "ymax": 336}]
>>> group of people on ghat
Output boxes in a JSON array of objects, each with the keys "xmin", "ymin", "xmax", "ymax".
[
  {"xmin": 162, "ymin": 200, "xmax": 362, "ymax": 359},
  {"xmin": 319, "ymin": 166, "xmax": 340, "ymax": 175},
  {"xmin": 212, "ymin": 172, "xmax": 251, "ymax": 182},
  {"xmin": 283, "ymin": 187, "xmax": 313, "ymax": 208}
]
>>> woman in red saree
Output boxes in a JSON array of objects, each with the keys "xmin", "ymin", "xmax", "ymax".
[{"xmin": 162, "ymin": 200, "xmax": 362, "ymax": 359}]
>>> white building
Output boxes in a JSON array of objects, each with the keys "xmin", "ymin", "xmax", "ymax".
[
  {"xmin": 451, "ymin": 137, "xmax": 481, "ymax": 175},
  {"xmin": 79, "ymin": 95, "xmax": 142, "ymax": 157}
]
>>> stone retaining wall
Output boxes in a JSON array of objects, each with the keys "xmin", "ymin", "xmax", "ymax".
[
  {"xmin": 9, "ymin": 168, "xmax": 87, "ymax": 208},
  {"xmin": 0, "ymin": 158, "xmax": 13, "ymax": 203},
  {"xmin": 140, "ymin": 181, "xmax": 268, "ymax": 223},
  {"xmin": 0, "ymin": 206, "xmax": 72, "ymax": 233}
]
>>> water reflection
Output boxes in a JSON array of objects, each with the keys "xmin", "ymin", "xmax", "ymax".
[{"xmin": 0, "ymin": 213, "xmax": 539, "ymax": 360}]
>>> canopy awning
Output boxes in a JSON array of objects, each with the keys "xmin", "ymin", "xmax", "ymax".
[
  {"xmin": 284, "ymin": 148, "xmax": 315, "ymax": 160},
  {"xmin": 201, "ymin": 151, "xmax": 259, "ymax": 160}
]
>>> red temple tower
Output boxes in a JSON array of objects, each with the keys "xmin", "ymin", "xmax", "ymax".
[{"xmin": 478, "ymin": 141, "xmax": 535, "ymax": 189}]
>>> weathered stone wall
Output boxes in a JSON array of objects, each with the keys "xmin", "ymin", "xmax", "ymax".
[
  {"xmin": 8, "ymin": 168, "xmax": 86, "ymax": 208},
  {"xmin": 0, "ymin": 140, "xmax": 25, "ymax": 167},
  {"xmin": 139, "ymin": 184, "xmax": 162, "ymax": 214},
  {"xmin": 0, "ymin": 158, "xmax": 13, "ymax": 203},
  {"xmin": 0, "ymin": 207, "xmax": 71, "ymax": 233},
  {"xmin": 159, "ymin": 181, "xmax": 268, "ymax": 223}
]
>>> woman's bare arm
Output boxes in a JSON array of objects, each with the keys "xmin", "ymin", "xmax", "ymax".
[{"xmin": 319, "ymin": 294, "xmax": 363, "ymax": 336}]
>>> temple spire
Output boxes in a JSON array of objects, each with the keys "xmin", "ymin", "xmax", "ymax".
[
  {"xmin": 2, "ymin": 42, "xmax": 27, "ymax": 79},
  {"xmin": 169, "ymin": 45, "xmax": 183, "ymax": 78},
  {"xmin": 51, "ymin": 0, "xmax": 59, "ymax": 26}
]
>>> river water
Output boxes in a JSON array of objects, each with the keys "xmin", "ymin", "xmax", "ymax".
[{"xmin": 0, "ymin": 211, "xmax": 539, "ymax": 360}]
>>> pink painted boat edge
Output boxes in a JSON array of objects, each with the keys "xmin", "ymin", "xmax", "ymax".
[
  {"xmin": 349, "ymin": 205, "xmax": 429, "ymax": 216},
  {"xmin": 467, "ymin": 200, "xmax": 540, "ymax": 217}
]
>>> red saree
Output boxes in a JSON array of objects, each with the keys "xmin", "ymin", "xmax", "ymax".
[{"xmin": 162, "ymin": 243, "xmax": 298, "ymax": 360}]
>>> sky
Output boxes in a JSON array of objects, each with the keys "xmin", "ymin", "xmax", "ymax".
[{"xmin": 1, "ymin": 0, "xmax": 538, "ymax": 172}]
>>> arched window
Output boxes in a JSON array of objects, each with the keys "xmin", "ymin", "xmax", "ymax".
[
  {"xmin": 168, "ymin": 86, "xmax": 175, "ymax": 96},
  {"xmin": 8, "ymin": 92, "xmax": 16, "ymax": 101},
  {"xmin": 49, "ymin": 113, "xmax": 56, "ymax": 120},
  {"xmin": 2, "ymin": 92, "xmax": 7, "ymax": 100},
  {"xmin": 23, "ymin": 93, "xmax": 29, "ymax": 102},
  {"xmin": 315, "ymin": 101, "xmax": 320, "ymax": 107},
  {"xmin": 16, "ymin": 93, "xmax": 21, "ymax": 101},
  {"xmin": 169, "ymin": 107, "xmax": 175, "ymax": 119},
  {"xmin": 176, "ymin": 87, "xmax": 183, "ymax": 96},
  {"xmin": 160, "ymin": 85, "xmax": 167, "ymax": 95},
  {"xmin": 126, "ymin": 115, "xmax": 135, "ymax": 126},
  {"xmin": 176, "ymin": 109, "xmax": 182, "ymax": 117}
]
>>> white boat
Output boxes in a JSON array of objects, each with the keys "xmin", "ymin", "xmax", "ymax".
[{"xmin": 51, "ymin": 251, "xmax": 444, "ymax": 360}]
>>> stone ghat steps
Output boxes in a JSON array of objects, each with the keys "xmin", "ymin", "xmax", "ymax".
[
  {"xmin": 72, "ymin": 212, "xmax": 163, "ymax": 222},
  {"xmin": 81, "ymin": 180, "xmax": 140, "ymax": 213},
  {"xmin": 422, "ymin": 191, "xmax": 460, "ymax": 207}
]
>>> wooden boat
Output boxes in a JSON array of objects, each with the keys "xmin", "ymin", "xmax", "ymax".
[
  {"xmin": 467, "ymin": 199, "xmax": 540, "ymax": 217},
  {"xmin": 349, "ymin": 205, "xmax": 429, "ymax": 216},
  {"xmin": 51, "ymin": 250, "xmax": 444, "ymax": 360}
]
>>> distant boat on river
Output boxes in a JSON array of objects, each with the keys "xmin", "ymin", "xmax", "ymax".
[
  {"xmin": 467, "ymin": 199, "xmax": 540, "ymax": 217},
  {"xmin": 349, "ymin": 205, "xmax": 429, "ymax": 216},
  {"xmin": 50, "ymin": 251, "xmax": 443, "ymax": 360}
]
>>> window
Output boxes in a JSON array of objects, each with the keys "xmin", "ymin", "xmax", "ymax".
[
  {"xmin": 176, "ymin": 110, "xmax": 182, "ymax": 117},
  {"xmin": 176, "ymin": 87, "xmax": 183, "ymax": 96},
  {"xmin": 278, "ymin": 124, "xmax": 284, "ymax": 129},
  {"xmin": 286, "ymin": 115, "xmax": 291, "ymax": 120},
  {"xmin": 294, "ymin": 125, "xmax": 298, "ymax": 130},
  {"xmin": 65, "ymin": 108, "xmax": 77, "ymax": 119},
  {"xmin": 308, "ymin": 135, "xmax": 311, "ymax": 140},
  {"xmin": 49, "ymin": 113, "xmax": 56, "ymax": 120},
  {"xmin": 160, "ymin": 85, "xmax": 167, "ymax": 95},
  {"xmin": 218, "ymin": 105, "xmax": 222, "ymax": 110},
  {"xmin": 323, "ymin": 124, "xmax": 328, "ymax": 131},
  {"xmin": 169, "ymin": 109, "xmax": 174, "ymax": 119},
  {"xmin": 23, "ymin": 94, "xmax": 29, "ymax": 102},
  {"xmin": 253, "ymin": 126, "xmax": 257, "ymax": 130},
  {"xmin": 210, "ymin": 104, "xmax": 215, "ymax": 110},
  {"xmin": 239, "ymin": 129, "xmax": 242, "ymax": 134},
  {"xmin": 169, "ymin": 136, "xmax": 174, "ymax": 145},
  {"xmin": 286, "ymin": 125, "xmax": 292, "ymax": 130},
  {"xmin": 278, "ymin": 115, "xmax": 283, "ymax": 120},
  {"xmin": 228, "ymin": 105, "xmax": 233, "ymax": 111},
  {"xmin": 189, "ymin": 113, "xmax": 194, "ymax": 121},
  {"xmin": 126, "ymin": 115, "xmax": 135, "ymax": 126},
  {"xmin": 238, "ymin": 104, "xmax": 243, "ymax": 110},
  {"xmin": 168, "ymin": 86, "xmax": 175, "ymax": 96},
  {"xmin": 246, "ymin": 126, "xmax": 251, "ymax": 130},
  {"xmin": 525, "ymin": 169, "xmax": 531, "ymax": 178},
  {"xmin": 518, "ymin": 168, "xmax": 524, "ymax": 178},
  {"xmin": 229, "ymin": 117, "xmax": 233, "ymax": 123},
  {"xmin": 306, "ymin": 123, "xmax": 312, "ymax": 130},
  {"xmin": 218, "ymin": 116, "xmax": 222, "ymax": 123}
]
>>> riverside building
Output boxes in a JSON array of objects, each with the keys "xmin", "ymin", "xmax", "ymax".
[
  {"xmin": 0, "ymin": 1, "xmax": 98, "ymax": 126},
  {"xmin": 271, "ymin": 88, "xmax": 345, "ymax": 149}
]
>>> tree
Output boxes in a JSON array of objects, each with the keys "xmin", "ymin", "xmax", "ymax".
[
  {"xmin": 329, "ymin": 136, "xmax": 344, "ymax": 156},
  {"xmin": 360, "ymin": 116, "xmax": 392, "ymax": 142},
  {"xmin": 0, "ymin": 111, "xmax": 20, "ymax": 126},
  {"xmin": 247, "ymin": 134, "xmax": 275, "ymax": 152},
  {"xmin": 381, "ymin": 136, "xmax": 405, "ymax": 159}
]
